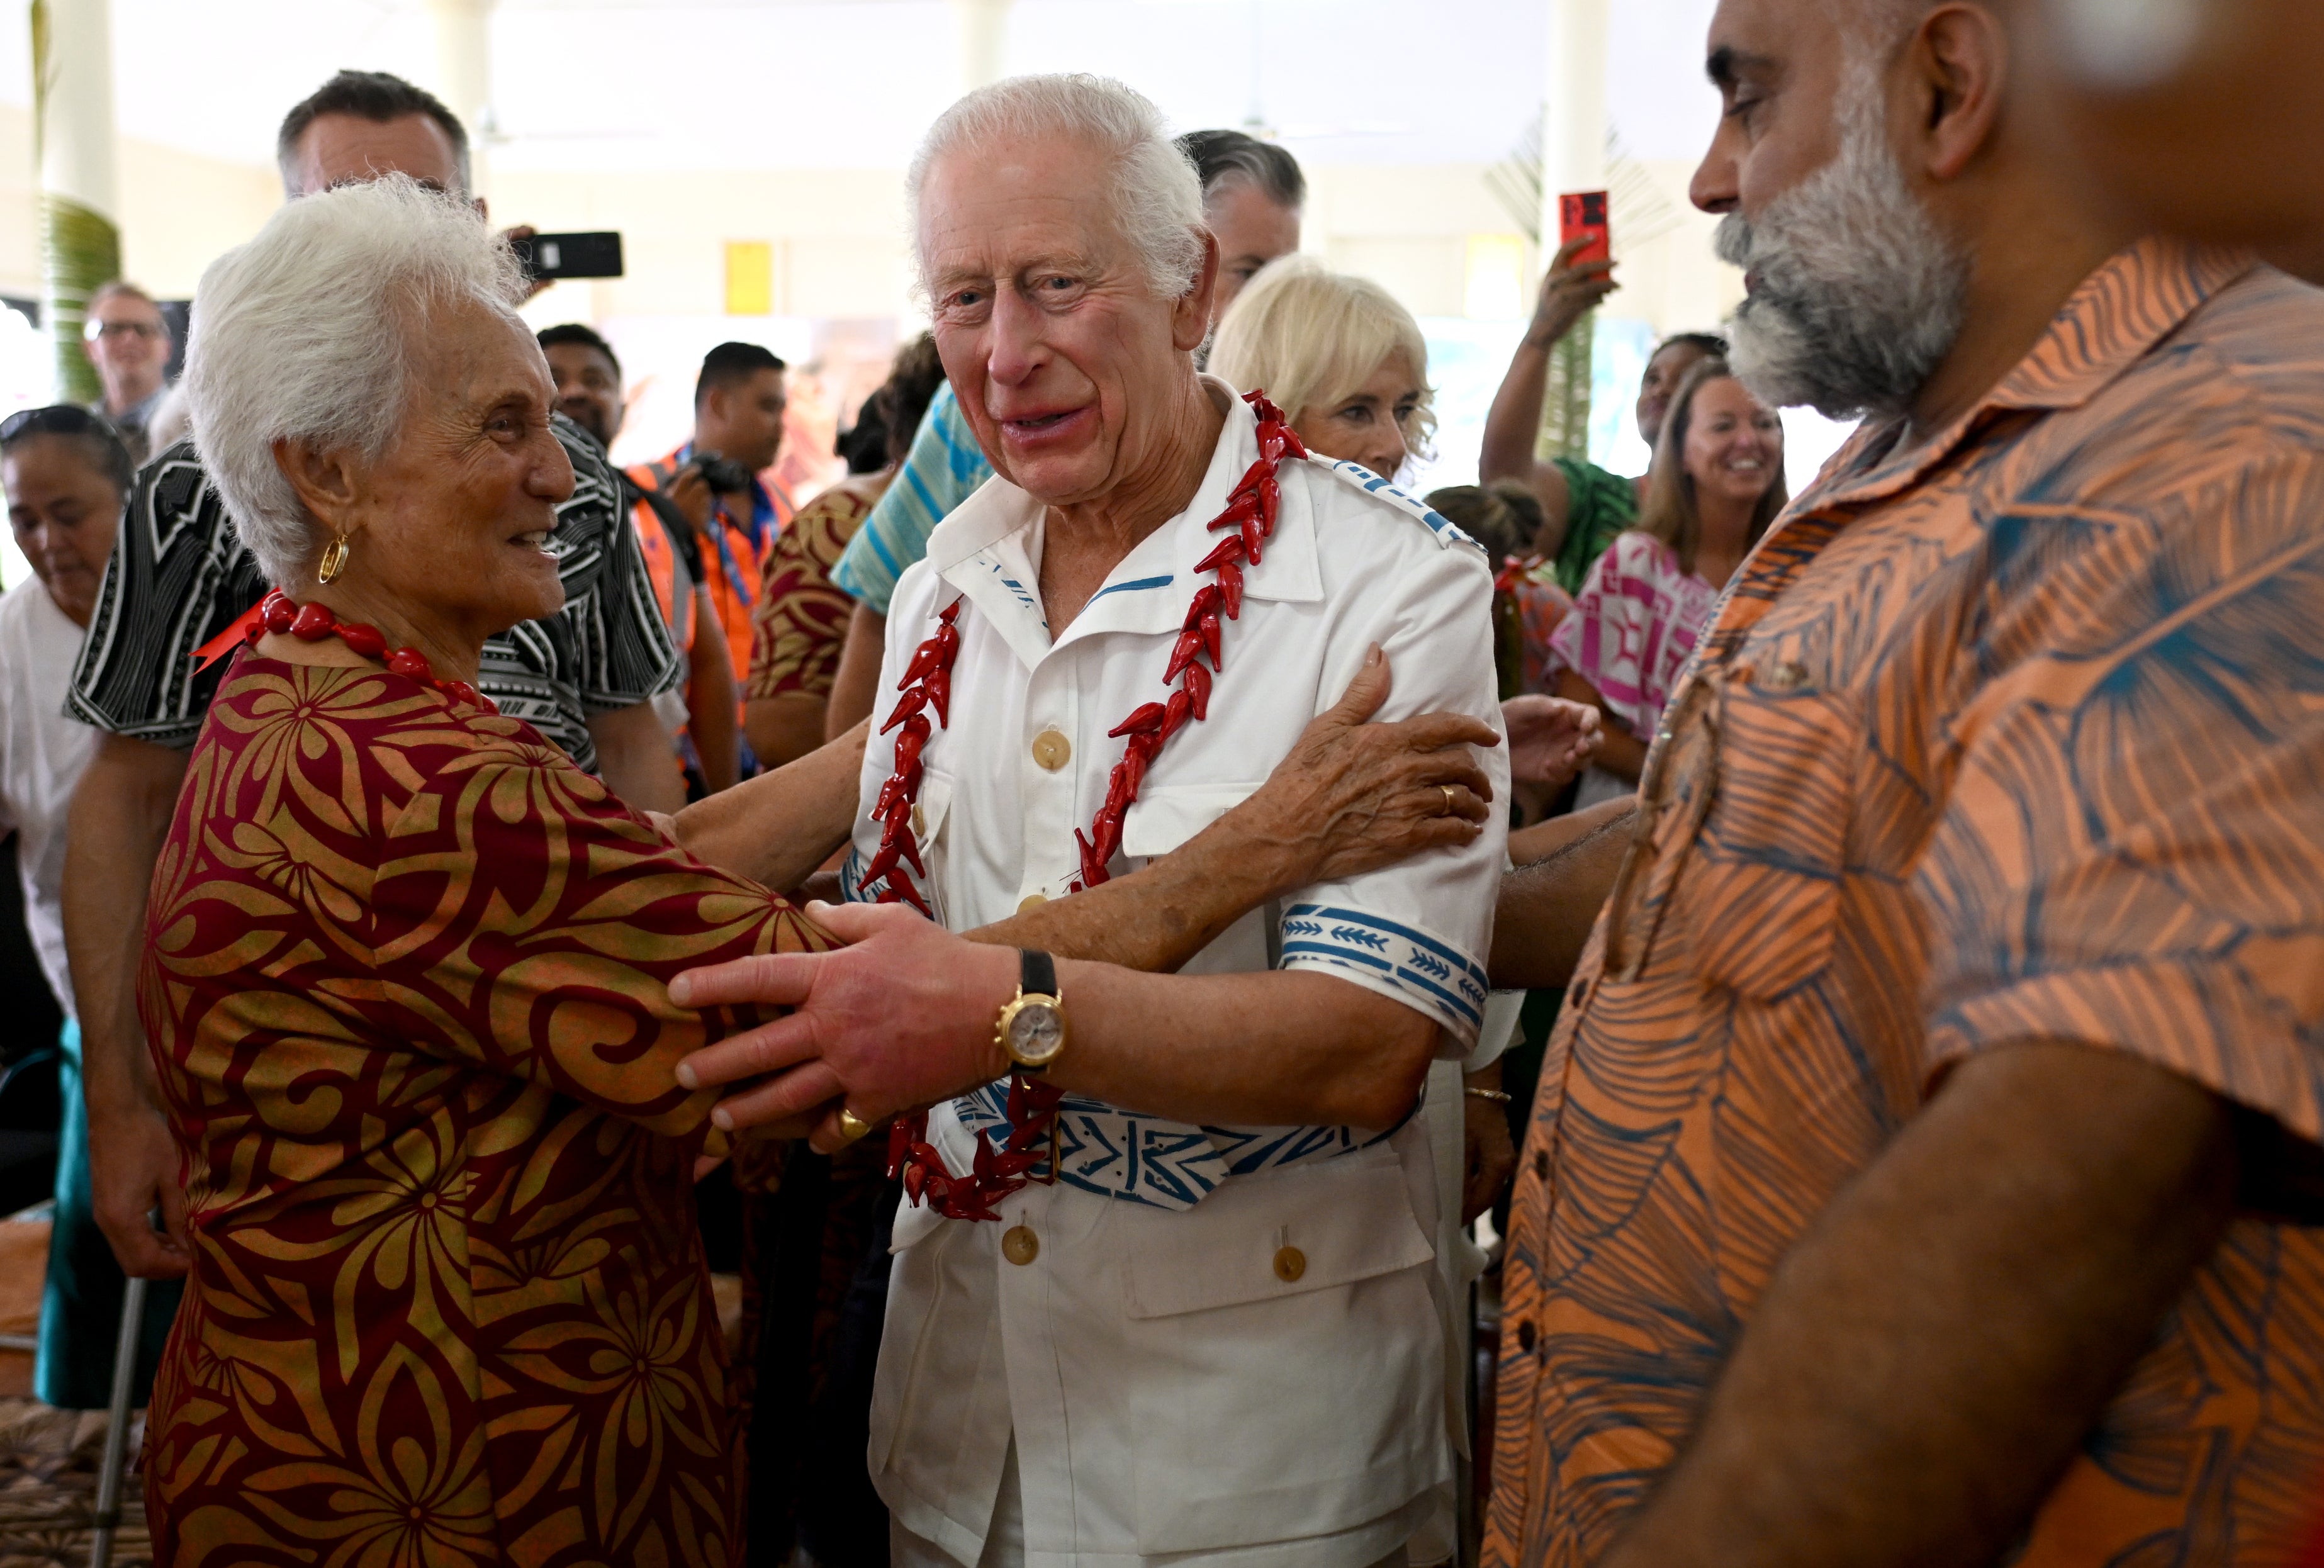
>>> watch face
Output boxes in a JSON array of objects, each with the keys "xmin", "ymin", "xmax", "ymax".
[{"xmin": 1006, "ymin": 1000, "xmax": 1067, "ymax": 1065}]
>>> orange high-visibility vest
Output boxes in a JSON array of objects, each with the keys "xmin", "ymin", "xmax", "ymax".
[{"xmin": 629, "ymin": 450, "xmax": 768, "ymax": 690}]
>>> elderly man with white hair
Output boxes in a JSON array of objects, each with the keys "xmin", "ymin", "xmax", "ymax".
[{"xmin": 671, "ymin": 74, "xmax": 1508, "ymax": 1568}]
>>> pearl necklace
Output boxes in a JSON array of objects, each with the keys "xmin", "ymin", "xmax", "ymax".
[
  {"xmin": 245, "ymin": 590, "xmax": 496, "ymax": 714},
  {"xmin": 872, "ymin": 391, "xmax": 1309, "ymax": 1221}
]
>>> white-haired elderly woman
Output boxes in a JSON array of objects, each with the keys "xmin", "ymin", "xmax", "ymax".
[{"xmin": 136, "ymin": 174, "xmax": 841, "ymax": 1563}]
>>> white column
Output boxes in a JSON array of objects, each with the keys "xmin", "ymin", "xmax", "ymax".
[
  {"xmin": 952, "ymin": 0, "xmax": 1011, "ymax": 94},
  {"xmin": 1535, "ymin": 0, "xmax": 1612, "ymax": 461},
  {"xmin": 31, "ymin": 0, "xmax": 122, "ymax": 403},
  {"xmin": 1539, "ymin": 0, "xmax": 1612, "ymax": 242},
  {"xmin": 426, "ymin": 0, "xmax": 496, "ymax": 198}
]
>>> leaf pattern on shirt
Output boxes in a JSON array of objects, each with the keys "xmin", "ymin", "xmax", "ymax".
[{"xmin": 1488, "ymin": 242, "xmax": 2324, "ymax": 1568}]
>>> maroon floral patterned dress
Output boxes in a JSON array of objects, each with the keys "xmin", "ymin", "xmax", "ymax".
[{"xmin": 138, "ymin": 653, "xmax": 831, "ymax": 1566}]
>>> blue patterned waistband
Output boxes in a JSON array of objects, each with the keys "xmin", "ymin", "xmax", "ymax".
[{"xmin": 948, "ymin": 1081, "xmax": 1396, "ymax": 1212}]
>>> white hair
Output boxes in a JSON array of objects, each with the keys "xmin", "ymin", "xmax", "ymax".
[
  {"xmin": 906, "ymin": 74, "xmax": 1206, "ymax": 300},
  {"xmin": 184, "ymin": 174, "xmax": 525, "ymax": 585}
]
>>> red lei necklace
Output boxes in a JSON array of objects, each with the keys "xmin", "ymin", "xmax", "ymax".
[
  {"xmin": 245, "ymin": 590, "xmax": 497, "ymax": 714},
  {"xmin": 869, "ymin": 391, "xmax": 1308, "ymax": 1222}
]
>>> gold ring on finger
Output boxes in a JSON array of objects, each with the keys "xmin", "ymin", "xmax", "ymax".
[
  {"xmin": 836, "ymin": 1107, "xmax": 875, "ymax": 1143},
  {"xmin": 1440, "ymin": 785, "xmax": 1458, "ymax": 814}
]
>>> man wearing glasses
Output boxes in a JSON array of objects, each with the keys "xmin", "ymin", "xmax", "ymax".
[{"xmin": 79, "ymin": 282, "xmax": 171, "ymax": 467}]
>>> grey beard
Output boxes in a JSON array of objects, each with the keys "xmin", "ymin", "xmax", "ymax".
[{"xmin": 1714, "ymin": 102, "xmax": 1971, "ymax": 422}]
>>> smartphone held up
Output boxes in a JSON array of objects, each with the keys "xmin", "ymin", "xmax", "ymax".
[
  {"xmin": 1559, "ymin": 191, "xmax": 1611, "ymax": 268},
  {"xmin": 514, "ymin": 231, "xmax": 626, "ymax": 284}
]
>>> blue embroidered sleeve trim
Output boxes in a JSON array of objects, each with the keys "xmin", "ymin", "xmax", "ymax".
[{"xmin": 1280, "ymin": 902, "xmax": 1489, "ymax": 1030}]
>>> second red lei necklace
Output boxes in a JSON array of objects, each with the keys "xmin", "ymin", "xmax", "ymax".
[{"xmin": 865, "ymin": 391, "xmax": 1308, "ymax": 1222}]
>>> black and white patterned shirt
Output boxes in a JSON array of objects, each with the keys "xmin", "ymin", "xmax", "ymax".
[{"xmin": 66, "ymin": 417, "xmax": 681, "ymax": 770}]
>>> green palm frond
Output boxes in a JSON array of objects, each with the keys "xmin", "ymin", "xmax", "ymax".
[{"xmin": 43, "ymin": 195, "xmax": 119, "ymax": 405}]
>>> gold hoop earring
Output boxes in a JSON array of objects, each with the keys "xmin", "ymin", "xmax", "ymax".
[{"xmin": 317, "ymin": 534, "xmax": 351, "ymax": 586}]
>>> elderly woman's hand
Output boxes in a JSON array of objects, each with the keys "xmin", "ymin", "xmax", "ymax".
[
  {"xmin": 1502, "ymin": 693, "xmax": 1603, "ymax": 792},
  {"xmin": 1212, "ymin": 647, "xmax": 1500, "ymax": 897}
]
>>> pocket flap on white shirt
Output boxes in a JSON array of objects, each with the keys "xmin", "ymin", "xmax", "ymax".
[
  {"xmin": 1118, "ymin": 1150, "xmax": 1435, "ymax": 1318},
  {"xmin": 1120, "ymin": 781, "xmax": 1259, "ymax": 860}
]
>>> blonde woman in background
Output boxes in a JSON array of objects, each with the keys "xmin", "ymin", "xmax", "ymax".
[{"xmin": 1208, "ymin": 253, "xmax": 1435, "ymax": 484}]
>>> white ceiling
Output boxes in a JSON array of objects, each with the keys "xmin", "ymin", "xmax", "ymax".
[{"xmin": 0, "ymin": 0, "xmax": 1728, "ymax": 174}]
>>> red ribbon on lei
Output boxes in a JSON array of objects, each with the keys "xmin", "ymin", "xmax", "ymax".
[{"xmin": 868, "ymin": 391, "xmax": 1309, "ymax": 1221}]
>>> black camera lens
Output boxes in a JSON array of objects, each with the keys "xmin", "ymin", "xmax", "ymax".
[{"xmin": 694, "ymin": 452, "xmax": 754, "ymax": 493}]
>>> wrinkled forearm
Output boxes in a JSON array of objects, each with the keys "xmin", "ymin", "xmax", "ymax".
[
  {"xmin": 967, "ymin": 807, "xmax": 1298, "ymax": 973},
  {"xmin": 674, "ymin": 719, "xmax": 867, "ymax": 890},
  {"xmin": 1602, "ymin": 1043, "xmax": 2238, "ymax": 1568},
  {"xmin": 1490, "ymin": 799, "xmax": 1632, "ymax": 989},
  {"xmin": 63, "ymin": 736, "xmax": 186, "ymax": 1120}
]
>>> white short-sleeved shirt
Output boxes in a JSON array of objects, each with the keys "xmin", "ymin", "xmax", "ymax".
[
  {"xmin": 850, "ymin": 381, "xmax": 1509, "ymax": 1566},
  {"xmin": 0, "ymin": 577, "xmax": 99, "ymax": 1021}
]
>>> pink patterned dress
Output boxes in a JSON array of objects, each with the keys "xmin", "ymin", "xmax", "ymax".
[{"xmin": 1542, "ymin": 530, "xmax": 1719, "ymax": 739}]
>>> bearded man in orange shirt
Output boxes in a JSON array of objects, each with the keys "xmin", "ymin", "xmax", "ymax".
[{"xmin": 1472, "ymin": 1, "xmax": 2324, "ymax": 1565}]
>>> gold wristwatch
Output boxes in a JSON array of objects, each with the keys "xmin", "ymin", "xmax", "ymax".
[{"xmin": 996, "ymin": 949, "xmax": 1069, "ymax": 1073}]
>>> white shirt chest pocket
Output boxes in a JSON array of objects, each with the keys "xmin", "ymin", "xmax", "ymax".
[{"xmin": 1121, "ymin": 781, "xmax": 1271, "ymax": 976}]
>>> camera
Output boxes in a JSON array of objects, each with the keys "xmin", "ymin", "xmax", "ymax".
[{"xmin": 692, "ymin": 451, "xmax": 755, "ymax": 493}]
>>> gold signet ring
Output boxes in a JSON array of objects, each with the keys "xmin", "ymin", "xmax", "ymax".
[
  {"xmin": 836, "ymin": 1107, "xmax": 875, "ymax": 1144},
  {"xmin": 1440, "ymin": 785, "xmax": 1458, "ymax": 813}
]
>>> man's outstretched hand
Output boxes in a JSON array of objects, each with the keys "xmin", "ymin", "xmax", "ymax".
[
  {"xmin": 1502, "ymin": 693, "xmax": 1602, "ymax": 790},
  {"xmin": 670, "ymin": 902, "xmax": 1016, "ymax": 1151}
]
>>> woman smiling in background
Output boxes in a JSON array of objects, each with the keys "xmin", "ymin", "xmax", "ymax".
[{"xmin": 1547, "ymin": 357, "xmax": 1787, "ymax": 803}]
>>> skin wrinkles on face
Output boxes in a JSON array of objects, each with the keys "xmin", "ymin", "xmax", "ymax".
[
  {"xmin": 1681, "ymin": 376, "xmax": 1785, "ymax": 513},
  {"xmin": 6, "ymin": 435, "xmax": 125, "ymax": 628},
  {"xmin": 544, "ymin": 342, "xmax": 624, "ymax": 451},
  {"xmin": 1204, "ymin": 179, "xmax": 1302, "ymax": 320},
  {"xmin": 288, "ymin": 113, "xmax": 468, "ymax": 204},
  {"xmin": 1294, "ymin": 350, "xmax": 1423, "ymax": 484},
  {"xmin": 284, "ymin": 295, "xmax": 573, "ymax": 677},
  {"xmin": 919, "ymin": 132, "xmax": 1218, "ymax": 525}
]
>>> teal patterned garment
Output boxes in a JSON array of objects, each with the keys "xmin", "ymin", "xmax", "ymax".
[
  {"xmin": 1546, "ymin": 454, "xmax": 1639, "ymax": 595},
  {"xmin": 829, "ymin": 382, "xmax": 993, "ymax": 615}
]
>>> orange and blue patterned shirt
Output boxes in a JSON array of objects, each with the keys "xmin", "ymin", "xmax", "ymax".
[{"xmin": 1487, "ymin": 238, "xmax": 2324, "ymax": 1567}]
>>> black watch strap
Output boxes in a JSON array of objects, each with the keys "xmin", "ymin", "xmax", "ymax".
[{"xmin": 1021, "ymin": 948, "xmax": 1058, "ymax": 997}]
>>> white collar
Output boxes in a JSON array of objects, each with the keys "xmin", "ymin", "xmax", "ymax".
[{"xmin": 923, "ymin": 375, "xmax": 1322, "ymax": 670}]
